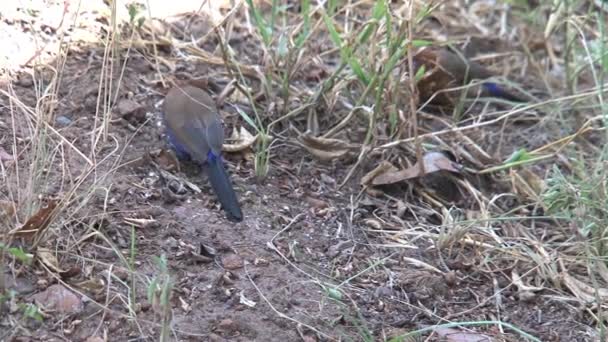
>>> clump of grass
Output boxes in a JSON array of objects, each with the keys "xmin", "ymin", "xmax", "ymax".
[
  {"xmin": 540, "ymin": 81, "xmax": 607, "ymax": 340},
  {"xmin": 147, "ymin": 254, "xmax": 173, "ymax": 342},
  {"xmin": 238, "ymin": 0, "xmax": 431, "ymax": 182},
  {"xmin": 128, "ymin": 225, "xmax": 138, "ymax": 315},
  {"xmin": 543, "ymin": 161, "xmax": 608, "ymax": 254}
]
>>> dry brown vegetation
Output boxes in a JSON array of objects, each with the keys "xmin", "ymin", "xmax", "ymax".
[{"xmin": 1, "ymin": 0, "xmax": 608, "ymax": 341}]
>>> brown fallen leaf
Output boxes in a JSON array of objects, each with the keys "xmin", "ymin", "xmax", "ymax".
[
  {"xmin": 74, "ymin": 278, "xmax": 106, "ymax": 296},
  {"xmin": 223, "ymin": 126, "xmax": 257, "ymax": 152},
  {"xmin": 361, "ymin": 161, "xmax": 398, "ymax": 186},
  {"xmin": 37, "ymin": 247, "xmax": 67, "ymax": 273},
  {"xmin": 10, "ymin": 199, "xmax": 59, "ymax": 239},
  {"xmin": 155, "ymin": 148, "xmax": 180, "ymax": 172},
  {"xmin": 433, "ymin": 326, "xmax": 492, "ymax": 342},
  {"xmin": 298, "ymin": 133, "xmax": 357, "ymax": 161},
  {"xmin": 305, "ymin": 196, "xmax": 329, "ymax": 209},
  {"xmin": 60, "ymin": 266, "xmax": 82, "ymax": 280},
  {"xmin": 372, "ymin": 151, "xmax": 462, "ymax": 185},
  {"xmin": 222, "ymin": 254, "xmax": 244, "ymax": 270}
]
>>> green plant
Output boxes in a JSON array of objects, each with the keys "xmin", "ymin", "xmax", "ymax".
[
  {"xmin": 543, "ymin": 162, "xmax": 608, "ymax": 254},
  {"xmin": 21, "ymin": 303, "xmax": 43, "ymax": 322},
  {"xmin": 127, "ymin": 2, "xmax": 146, "ymax": 29},
  {"xmin": 0, "ymin": 244, "xmax": 34, "ymax": 265},
  {"xmin": 148, "ymin": 254, "xmax": 173, "ymax": 342},
  {"xmin": 128, "ymin": 225, "xmax": 137, "ymax": 315}
]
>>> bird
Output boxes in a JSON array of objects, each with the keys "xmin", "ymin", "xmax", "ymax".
[
  {"xmin": 163, "ymin": 85, "xmax": 243, "ymax": 222},
  {"xmin": 413, "ymin": 47, "xmax": 525, "ymax": 105}
]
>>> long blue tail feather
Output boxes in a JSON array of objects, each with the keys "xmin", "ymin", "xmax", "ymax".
[{"xmin": 204, "ymin": 156, "xmax": 243, "ymax": 222}]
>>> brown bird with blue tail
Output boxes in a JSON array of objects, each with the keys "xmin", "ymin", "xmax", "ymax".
[
  {"xmin": 413, "ymin": 47, "xmax": 525, "ymax": 106},
  {"xmin": 163, "ymin": 85, "xmax": 243, "ymax": 222}
]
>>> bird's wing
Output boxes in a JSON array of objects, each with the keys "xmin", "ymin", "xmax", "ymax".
[
  {"xmin": 205, "ymin": 118, "xmax": 224, "ymax": 156},
  {"xmin": 178, "ymin": 118, "xmax": 210, "ymax": 163}
]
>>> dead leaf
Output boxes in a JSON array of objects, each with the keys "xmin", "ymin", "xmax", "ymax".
[
  {"xmin": 372, "ymin": 152, "xmax": 462, "ymax": 185},
  {"xmin": 364, "ymin": 187, "xmax": 385, "ymax": 197},
  {"xmin": 364, "ymin": 219, "xmax": 383, "ymax": 230},
  {"xmin": 10, "ymin": 199, "xmax": 59, "ymax": 239},
  {"xmin": 253, "ymin": 257, "xmax": 269, "ymax": 266},
  {"xmin": 562, "ymin": 272, "xmax": 608, "ymax": 302},
  {"xmin": 597, "ymin": 261, "xmax": 608, "ymax": 285},
  {"xmin": 0, "ymin": 146, "xmax": 13, "ymax": 162},
  {"xmin": 303, "ymin": 64, "xmax": 329, "ymax": 82},
  {"xmin": 297, "ymin": 133, "xmax": 356, "ymax": 161},
  {"xmin": 37, "ymin": 247, "xmax": 67, "ymax": 273},
  {"xmin": 60, "ymin": 266, "xmax": 81, "ymax": 280},
  {"xmin": 123, "ymin": 217, "xmax": 157, "ymax": 228},
  {"xmin": 155, "ymin": 148, "xmax": 180, "ymax": 171},
  {"xmin": 222, "ymin": 254, "xmax": 244, "ymax": 270},
  {"xmin": 179, "ymin": 296, "xmax": 191, "ymax": 312},
  {"xmin": 74, "ymin": 278, "xmax": 106, "ymax": 295},
  {"xmin": 305, "ymin": 196, "xmax": 329, "ymax": 209},
  {"xmin": 223, "ymin": 126, "xmax": 257, "ymax": 152},
  {"xmin": 141, "ymin": 18, "xmax": 169, "ymax": 38},
  {"xmin": 361, "ymin": 161, "xmax": 398, "ymax": 186},
  {"xmin": 433, "ymin": 326, "xmax": 492, "ymax": 342},
  {"xmin": 198, "ymin": 243, "xmax": 217, "ymax": 259},
  {"xmin": 510, "ymin": 168, "xmax": 544, "ymax": 199},
  {"xmin": 512, "ymin": 270, "xmax": 544, "ymax": 293},
  {"xmin": 239, "ymin": 290, "xmax": 256, "ymax": 307},
  {"xmin": 32, "ymin": 284, "xmax": 83, "ymax": 314}
]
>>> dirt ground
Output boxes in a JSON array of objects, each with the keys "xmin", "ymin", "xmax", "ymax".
[{"xmin": 1, "ymin": 1, "xmax": 606, "ymax": 341}]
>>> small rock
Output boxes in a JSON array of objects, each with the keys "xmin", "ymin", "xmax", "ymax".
[
  {"xmin": 216, "ymin": 318, "xmax": 237, "ymax": 333},
  {"xmin": 444, "ymin": 271, "xmax": 458, "ymax": 286},
  {"xmin": 4, "ymin": 273, "xmax": 35, "ymax": 295},
  {"xmin": 164, "ymin": 236, "xmax": 178, "ymax": 250},
  {"xmin": 168, "ymin": 179, "xmax": 187, "ymax": 195},
  {"xmin": 222, "ymin": 254, "xmax": 244, "ymax": 270},
  {"xmin": 84, "ymin": 96, "xmax": 97, "ymax": 111},
  {"xmin": 113, "ymin": 267, "xmax": 129, "ymax": 281},
  {"xmin": 327, "ymin": 240, "xmax": 354, "ymax": 259},
  {"xmin": 116, "ymin": 98, "xmax": 145, "ymax": 123},
  {"xmin": 374, "ymin": 286, "xmax": 393, "ymax": 298},
  {"xmin": 55, "ymin": 115, "xmax": 72, "ymax": 127},
  {"xmin": 305, "ymin": 196, "xmax": 328, "ymax": 209},
  {"xmin": 140, "ymin": 302, "xmax": 151, "ymax": 312},
  {"xmin": 519, "ymin": 290, "xmax": 536, "ymax": 302},
  {"xmin": 117, "ymin": 98, "xmax": 142, "ymax": 116},
  {"xmin": 32, "ymin": 284, "xmax": 83, "ymax": 314}
]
